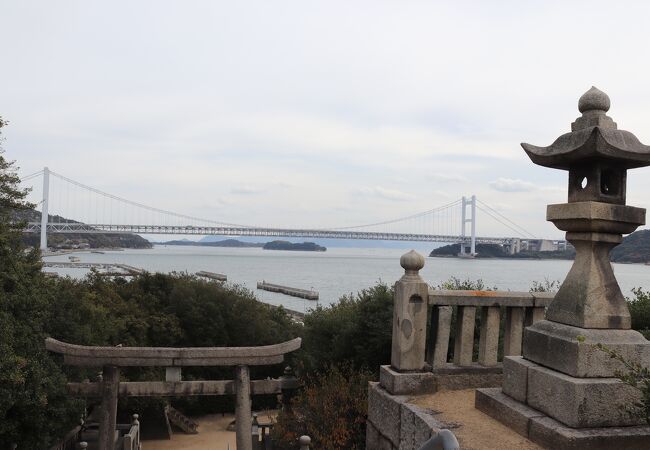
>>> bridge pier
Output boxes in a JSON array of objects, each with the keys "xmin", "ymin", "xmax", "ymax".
[
  {"xmin": 459, "ymin": 195, "xmax": 476, "ymax": 256},
  {"xmin": 40, "ymin": 167, "xmax": 49, "ymax": 252}
]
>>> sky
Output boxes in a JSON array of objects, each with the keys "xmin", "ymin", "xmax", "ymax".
[{"xmin": 3, "ymin": 0, "xmax": 650, "ymax": 240}]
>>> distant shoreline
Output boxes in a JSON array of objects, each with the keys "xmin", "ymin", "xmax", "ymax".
[{"xmin": 157, "ymin": 239, "xmax": 327, "ymax": 252}]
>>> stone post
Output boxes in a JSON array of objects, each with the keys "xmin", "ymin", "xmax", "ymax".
[
  {"xmin": 299, "ymin": 435, "xmax": 311, "ymax": 450},
  {"xmin": 234, "ymin": 364, "xmax": 253, "ymax": 450},
  {"xmin": 98, "ymin": 365, "xmax": 119, "ymax": 450},
  {"xmin": 391, "ymin": 250, "xmax": 429, "ymax": 371},
  {"xmin": 251, "ymin": 413, "xmax": 260, "ymax": 446}
]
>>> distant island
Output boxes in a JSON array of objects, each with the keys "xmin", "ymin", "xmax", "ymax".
[
  {"xmin": 262, "ymin": 240, "xmax": 326, "ymax": 252},
  {"xmin": 430, "ymin": 229, "xmax": 650, "ymax": 263},
  {"xmin": 160, "ymin": 238, "xmax": 327, "ymax": 252},
  {"xmin": 610, "ymin": 229, "xmax": 650, "ymax": 263},
  {"xmin": 159, "ymin": 238, "xmax": 264, "ymax": 248},
  {"xmin": 19, "ymin": 209, "xmax": 152, "ymax": 250},
  {"xmin": 430, "ymin": 243, "xmax": 574, "ymax": 260}
]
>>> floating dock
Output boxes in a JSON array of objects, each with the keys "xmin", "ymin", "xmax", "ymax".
[
  {"xmin": 42, "ymin": 262, "xmax": 144, "ymax": 276},
  {"xmin": 257, "ymin": 281, "xmax": 318, "ymax": 300},
  {"xmin": 196, "ymin": 271, "xmax": 227, "ymax": 281}
]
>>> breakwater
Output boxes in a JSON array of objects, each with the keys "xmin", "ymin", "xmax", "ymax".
[
  {"xmin": 257, "ymin": 281, "xmax": 319, "ymax": 300},
  {"xmin": 196, "ymin": 271, "xmax": 227, "ymax": 281}
]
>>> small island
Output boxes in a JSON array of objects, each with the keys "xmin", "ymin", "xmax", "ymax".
[
  {"xmin": 160, "ymin": 238, "xmax": 263, "ymax": 248},
  {"xmin": 263, "ymin": 240, "xmax": 326, "ymax": 252},
  {"xmin": 429, "ymin": 229, "xmax": 650, "ymax": 263},
  {"xmin": 429, "ymin": 243, "xmax": 574, "ymax": 260}
]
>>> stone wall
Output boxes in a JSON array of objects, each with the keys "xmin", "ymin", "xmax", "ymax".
[{"xmin": 366, "ymin": 382, "xmax": 445, "ymax": 450}]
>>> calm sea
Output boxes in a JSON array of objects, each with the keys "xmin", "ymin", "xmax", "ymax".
[{"xmin": 43, "ymin": 245, "xmax": 650, "ymax": 315}]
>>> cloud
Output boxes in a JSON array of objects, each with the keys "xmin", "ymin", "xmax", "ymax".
[
  {"xmin": 230, "ymin": 186, "xmax": 266, "ymax": 195},
  {"xmin": 357, "ymin": 186, "xmax": 416, "ymax": 201},
  {"xmin": 429, "ymin": 173, "xmax": 469, "ymax": 183},
  {"xmin": 489, "ymin": 178, "xmax": 537, "ymax": 192}
]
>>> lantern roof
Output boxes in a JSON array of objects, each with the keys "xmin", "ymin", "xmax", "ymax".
[{"xmin": 522, "ymin": 87, "xmax": 650, "ymax": 170}]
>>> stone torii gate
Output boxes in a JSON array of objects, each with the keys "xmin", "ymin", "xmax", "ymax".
[{"xmin": 46, "ymin": 337, "xmax": 301, "ymax": 450}]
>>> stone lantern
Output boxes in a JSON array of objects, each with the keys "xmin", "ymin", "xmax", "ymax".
[
  {"xmin": 477, "ymin": 87, "xmax": 650, "ymax": 449},
  {"xmin": 523, "ymin": 86, "xmax": 649, "ymax": 329}
]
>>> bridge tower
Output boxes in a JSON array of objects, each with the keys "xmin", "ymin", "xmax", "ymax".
[
  {"xmin": 40, "ymin": 167, "xmax": 49, "ymax": 251},
  {"xmin": 459, "ymin": 195, "xmax": 476, "ymax": 256}
]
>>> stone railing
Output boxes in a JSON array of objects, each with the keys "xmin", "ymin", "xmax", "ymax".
[
  {"xmin": 386, "ymin": 250, "xmax": 553, "ymax": 394},
  {"xmin": 120, "ymin": 414, "xmax": 141, "ymax": 450},
  {"xmin": 48, "ymin": 423, "xmax": 83, "ymax": 450},
  {"xmin": 427, "ymin": 289, "xmax": 553, "ymax": 369}
]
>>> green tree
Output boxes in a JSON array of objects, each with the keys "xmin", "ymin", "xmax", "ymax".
[
  {"xmin": 596, "ymin": 343, "xmax": 650, "ymax": 425},
  {"xmin": 299, "ymin": 283, "xmax": 393, "ymax": 374},
  {"xmin": 628, "ymin": 288, "xmax": 650, "ymax": 339},
  {"xmin": 0, "ymin": 117, "xmax": 82, "ymax": 448},
  {"xmin": 272, "ymin": 365, "xmax": 372, "ymax": 450}
]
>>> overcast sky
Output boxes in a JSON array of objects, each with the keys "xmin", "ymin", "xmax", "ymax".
[{"xmin": 3, "ymin": 1, "xmax": 650, "ymax": 239}]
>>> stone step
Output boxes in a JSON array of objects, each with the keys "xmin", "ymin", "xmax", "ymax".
[{"xmin": 165, "ymin": 405, "xmax": 199, "ymax": 434}]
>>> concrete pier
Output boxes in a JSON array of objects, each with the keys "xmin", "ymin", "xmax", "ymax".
[
  {"xmin": 257, "ymin": 281, "xmax": 318, "ymax": 300},
  {"xmin": 196, "ymin": 271, "xmax": 227, "ymax": 281}
]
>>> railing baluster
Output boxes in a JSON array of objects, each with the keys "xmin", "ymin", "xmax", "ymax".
[
  {"xmin": 453, "ymin": 306, "xmax": 476, "ymax": 366},
  {"xmin": 478, "ymin": 306, "xmax": 500, "ymax": 366},
  {"xmin": 504, "ymin": 307, "xmax": 525, "ymax": 356},
  {"xmin": 525, "ymin": 306, "xmax": 545, "ymax": 327},
  {"xmin": 427, "ymin": 305, "xmax": 452, "ymax": 368}
]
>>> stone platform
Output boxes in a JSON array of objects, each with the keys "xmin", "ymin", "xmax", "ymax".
[
  {"xmin": 379, "ymin": 364, "xmax": 502, "ymax": 396},
  {"xmin": 476, "ymin": 388, "xmax": 650, "ymax": 450},
  {"xmin": 501, "ymin": 355, "xmax": 644, "ymax": 428},
  {"xmin": 523, "ymin": 320, "xmax": 650, "ymax": 378}
]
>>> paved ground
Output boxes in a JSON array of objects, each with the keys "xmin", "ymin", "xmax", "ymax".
[
  {"xmin": 144, "ymin": 413, "xmax": 235, "ymax": 450},
  {"xmin": 410, "ymin": 389, "xmax": 542, "ymax": 450},
  {"xmin": 144, "ymin": 411, "xmax": 276, "ymax": 450}
]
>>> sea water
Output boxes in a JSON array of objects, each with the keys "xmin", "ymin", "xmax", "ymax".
[{"xmin": 43, "ymin": 245, "xmax": 650, "ymax": 315}]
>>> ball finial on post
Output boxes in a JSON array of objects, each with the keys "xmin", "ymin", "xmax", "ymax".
[
  {"xmin": 299, "ymin": 435, "xmax": 312, "ymax": 449},
  {"xmin": 400, "ymin": 250, "xmax": 425, "ymax": 276}
]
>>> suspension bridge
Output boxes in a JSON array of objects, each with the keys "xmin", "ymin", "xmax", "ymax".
[{"xmin": 20, "ymin": 168, "xmax": 538, "ymax": 255}]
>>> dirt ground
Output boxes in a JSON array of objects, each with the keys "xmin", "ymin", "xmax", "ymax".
[
  {"xmin": 144, "ymin": 411, "xmax": 275, "ymax": 450},
  {"xmin": 410, "ymin": 389, "xmax": 543, "ymax": 450}
]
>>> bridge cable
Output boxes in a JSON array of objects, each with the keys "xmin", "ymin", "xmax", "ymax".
[
  {"xmin": 48, "ymin": 170, "xmax": 255, "ymax": 228},
  {"xmin": 476, "ymin": 199, "xmax": 537, "ymax": 239},
  {"xmin": 20, "ymin": 170, "xmax": 43, "ymax": 182},
  {"xmin": 475, "ymin": 204, "xmax": 536, "ymax": 239},
  {"xmin": 329, "ymin": 199, "xmax": 462, "ymax": 230}
]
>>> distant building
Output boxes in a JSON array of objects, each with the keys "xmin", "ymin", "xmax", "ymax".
[{"xmin": 520, "ymin": 239, "xmax": 567, "ymax": 252}]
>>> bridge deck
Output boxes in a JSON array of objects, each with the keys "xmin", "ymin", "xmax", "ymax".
[{"xmin": 25, "ymin": 222, "xmax": 515, "ymax": 245}]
